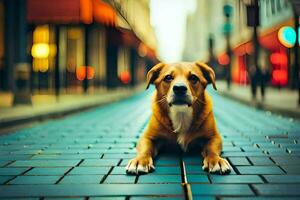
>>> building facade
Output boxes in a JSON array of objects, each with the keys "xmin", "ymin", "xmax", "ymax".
[
  {"xmin": 182, "ymin": 0, "xmax": 296, "ymax": 87},
  {"xmin": 0, "ymin": 0, "xmax": 158, "ymax": 98}
]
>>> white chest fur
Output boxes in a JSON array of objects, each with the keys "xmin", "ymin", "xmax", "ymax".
[{"xmin": 169, "ymin": 105, "xmax": 193, "ymax": 151}]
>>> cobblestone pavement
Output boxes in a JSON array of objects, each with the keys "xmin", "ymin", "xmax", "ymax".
[{"xmin": 0, "ymin": 89, "xmax": 300, "ymax": 199}]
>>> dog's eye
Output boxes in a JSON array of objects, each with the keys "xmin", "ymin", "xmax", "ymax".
[
  {"xmin": 189, "ymin": 74, "xmax": 199, "ymax": 84},
  {"xmin": 164, "ymin": 75, "xmax": 173, "ymax": 82}
]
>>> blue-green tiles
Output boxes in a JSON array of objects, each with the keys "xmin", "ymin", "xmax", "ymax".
[
  {"xmin": 9, "ymin": 175, "xmax": 60, "ymax": 184},
  {"xmin": 59, "ymin": 175, "xmax": 104, "ymax": 184}
]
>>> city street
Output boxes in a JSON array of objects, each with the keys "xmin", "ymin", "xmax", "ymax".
[{"xmin": 0, "ymin": 89, "xmax": 300, "ymax": 199}]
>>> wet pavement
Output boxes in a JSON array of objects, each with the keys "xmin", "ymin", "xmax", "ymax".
[{"xmin": 0, "ymin": 88, "xmax": 300, "ymax": 199}]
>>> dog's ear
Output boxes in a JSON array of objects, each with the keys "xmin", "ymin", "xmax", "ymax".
[
  {"xmin": 146, "ymin": 62, "xmax": 166, "ymax": 89},
  {"xmin": 195, "ymin": 61, "xmax": 217, "ymax": 90}
]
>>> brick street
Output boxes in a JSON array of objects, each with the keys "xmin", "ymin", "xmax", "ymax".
[{"xmin": 0, "ymin": 89, "xmax": 299, "ymax": 199}]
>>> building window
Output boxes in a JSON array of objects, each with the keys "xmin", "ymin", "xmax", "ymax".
[
  {"xmin": 89, "ymin": 27, "xmax": 106, "ymax": 88},
  {"xmin": 271, "ymin": 0, "xmax": 276, "ymax": 15},
  {"xmin": 265, "ymin": 0, "xmax": 270, "ymax": 17},
  {"xmin": 31, "ymin": 25, "xmax": 56, "ymax": 91},
  {"xmin": 66, "ymin": 27, "xmax": 84, "ymax": 92},
  {"xmin": 276, "ymin": 0, "xmax": 281, "ymax": 12},
  {"xmin": 117, "ymin": 47, "xmax": 131, "ymax": 84}
]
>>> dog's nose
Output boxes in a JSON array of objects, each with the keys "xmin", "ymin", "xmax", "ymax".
[{"xmin": 173, "ymin": 84, "xmax": 187, "ymax": 95}]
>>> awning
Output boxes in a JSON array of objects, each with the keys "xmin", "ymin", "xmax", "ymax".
[
  {"xmin": 27, "ymin": 0, "xmax": 116, "ymax": 26},
  {"xmin": 259, "ymin": 30, "xmax": 286, "ymax": 51},
  {"xmin": 233, "ymin": 30, "xmax": 286, "ymax": 56}
]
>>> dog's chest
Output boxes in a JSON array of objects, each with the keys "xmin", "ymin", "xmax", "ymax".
[{"xmin": 169, "ymin": 106, "xmax": 193, "ymax": 151}]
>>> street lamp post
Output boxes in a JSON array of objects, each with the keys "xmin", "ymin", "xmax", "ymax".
[
  {"xmin": 244, "ymin": 0, "xmax": 260, "ymax": 101},
  {"xmin": 223, "ymin": 4, "xmax": 233, "ymax": 90}
]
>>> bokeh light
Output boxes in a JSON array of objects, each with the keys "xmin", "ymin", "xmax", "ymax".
[{"xmin": 278, "ymin": 26, "xmax": 296, "ymax": 48}]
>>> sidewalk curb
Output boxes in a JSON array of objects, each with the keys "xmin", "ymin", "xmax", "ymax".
[
  {"xmin": 0, "ymin": 86, "xmax": 145, "ymax": 130},
  {"xmin": 219, "ymin": 91, "xmax": 300, "ymax": 120}
]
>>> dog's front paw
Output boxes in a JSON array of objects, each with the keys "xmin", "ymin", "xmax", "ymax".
[
  {"xmin": 126, "ymin": 156, "xmax": 155, "ymax": 175},
  {"xmin": 202, "ymin": 155, "xmax": 231, "ymax": 174}
]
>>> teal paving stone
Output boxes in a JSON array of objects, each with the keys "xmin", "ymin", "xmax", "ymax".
[
  {"xmin": 0, "ymin": 160, "xmax": 10, "ymax": 167},
  {"xmin": 103, "ymin": 154, "xmax": 135, "ymax": 159},
  {"xmin": 69, "ymin": 167, "xmax": 111, "ymax": 175},
  {"xmin": 0, "ymin": 198, "xmax": 39, "ymax": 200},
  {"xmin": 221, "ymin": 198, "xmax": 300, "ymax": 200},
  {"xmin": 130, "ymin": 197, "xmax": 184, "ymax": 200},
  {"xmin": 154, "ymin": 159, "xmax": 179, "ymax": 166},
  {"xmin": 80, "ymin": 159, "xmax": 120, "ymax": 166},
  {"xmin": 105, "ymin": 149, "xmax": 136, "ymax": 154},
  {"xmin": 25, "ymin": 167, "xmax": 70, "ymax": 175},
  {"xmin": 138, "ymin": 174, "xmax": 181, "ymax": 183},
  {"xmin": 190, "ymin": 184, "xmax": 254, "ymax": 195},
  {"xmin": 241, "ymin": 146, "xmax": 262, "ymax": 152},
  {"xmin": 104, "ymin": 175, "xmax": 135, "ymax": 183},
  {"xmin": 9, "ymin": 160, "xmax": 80, "ymax": 167},
  {"xmin": 9, "ymin": 175, "xmax": 60, "ymax": 184},
  {"xmin": 228, "ymin": 157, "xmax": 251, "ymax": 166},
  {"xmin": 182, "ymin": 157, "xmax": 202, "ymax": 165},
  {"xmin": 187, "ymin": 197, "xmax": 215, "ymax": 200},
  {"xmin": 111, "ymin": 144, "xmax": 136, "ymax": 148},
  {"xmin": 280, "ymin": 165, "xmax": 300, "ymax": 174},
  {"xmin": 119, "ymin": 159, "xmax": 130, "ymax": 166},
  {"xmin": 222, "ymin": 152, "xmax": 265, "ymax": 157},
  {"xmin": 236, "ymin": 166, "xmax": 284, "ymax": 174},
  {"xmin": 90, "ymin": 198, "xmax": 125, "ymax": 200},
  {"xmin": 29, "ymin": 155, "xmax": 59, "ymax": 160},
  {"xmin": 0, "ymin": 176, "xmax": 14, "ymax": 184},
  {"xmin": 185, "ymin": 165, "xmax": 207, "ymax": 174},
  {"xmin": 210, "ymin": 175, "xmax": 263, "ymax": 183},
  {"xmin": 271, "ymin": 156, "xmax": 300, "ymax": 165},
  {"xmin": 186, "ymin": 175, "xmax": 209, "ymax": 183},
  {"xmin": 247, "ymin": 157, "xmax": 275, "ymax": 165},
  {"xmin": 44, "ymin": 198, "xmax": 85, "ymax": 200},
  {"xmin": 222, "ymin": 146, "xmax": 242, "ymax": 152},
  {"xmin": 185, "ymin": 165, "xmax": 236, "ymax": 175},
  {"xmin": 59, "ymin": 175, "xmax": 104, "ymax": 184},
  {"xmin": 0, "ymin": 168, "xmax": 30, "ymax": 175},
  {"xmin": 0, "ymin": 155, "xmax": 31, "ymax": 160},
  {"xmin": 111, "ymin": 166, "xmax": 129, "ymax": 175},
  {"xmin": 253, "ymin": 184, "xmax": 300, "ymax": 196},
  {"xmin": 152, "ymin": 166, "xmax": 181, "ymax": 174},
  {"xmin": 266, "ymin": 150, "xmax": 289, "ymax": 156},
  {"xmin": 264, "ymin": 175, "xmax": 300, "ymax": 183},
  {"xmin": 11, "ymin": 150, "xmax": 43, "ymax": 155},
  {"xmin": 31, "ymin": 154, "xmax": 101, "ymax": 160},
  {"xmin": 0, "ymin": 184, "xmax": 183, "ymax": 197}
]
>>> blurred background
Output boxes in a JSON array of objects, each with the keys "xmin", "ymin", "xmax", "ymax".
[{"xmin": 0, "ymin": 0, "xmax": 299, "ymax": 124}]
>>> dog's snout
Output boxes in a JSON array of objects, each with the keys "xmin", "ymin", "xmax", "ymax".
[{"xmin": 173, "ymin": 84, "xmax": 187, "ymax": 95}]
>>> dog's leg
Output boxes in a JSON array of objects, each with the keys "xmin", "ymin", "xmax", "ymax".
[
  {"xmin": 201, "ymin": 134, "xmax": 231, "ymax": 174},
  {"xmin": 126, "ymin": 136, "xmax": 158, "ymax": 175}
]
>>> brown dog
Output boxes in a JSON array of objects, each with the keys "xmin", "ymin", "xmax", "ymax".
[{"xmin": 126, "ymin": 61, "xmax": 231, "ymax": 175}]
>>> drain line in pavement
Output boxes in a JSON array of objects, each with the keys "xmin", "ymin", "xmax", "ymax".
[{"xmin": 180, "ymin": 159, "xmax": 193, "ymax": 200}]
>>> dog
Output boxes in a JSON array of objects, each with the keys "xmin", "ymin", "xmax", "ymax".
[{"xmin": 126, "ymin": 61, "xmax": 231, "ymax": 175}]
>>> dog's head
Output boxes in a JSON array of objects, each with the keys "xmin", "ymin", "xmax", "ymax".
[{"xmin": 146, "ymin": 61, "xmax": 217, "ymax": 107}]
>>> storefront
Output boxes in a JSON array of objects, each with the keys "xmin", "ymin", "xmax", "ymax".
[
  {"xmin": 231, "ymin": 25, "xmax": 292, "ymax": 87},
  {"xmin": 27, "ymin": 0, "xmax": 116, "ymax": 93},
  {"xmin": 26, "ymin": 0, "xmax": 157, "ymax": 93}
]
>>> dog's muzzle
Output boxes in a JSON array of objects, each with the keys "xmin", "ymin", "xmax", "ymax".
[{"xmin": 169, "ymin": 83, "xmax": 192, "ymax": 106}]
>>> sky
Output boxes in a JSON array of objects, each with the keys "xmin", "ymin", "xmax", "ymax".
[{"xmin": 150, "ymin": 0, "xmax": 196, "ymax": 62}]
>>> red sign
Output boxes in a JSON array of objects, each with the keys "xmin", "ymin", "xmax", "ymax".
[{"xmin": 27, "ymin": 0, "xmax": 83, "ymax": 24}]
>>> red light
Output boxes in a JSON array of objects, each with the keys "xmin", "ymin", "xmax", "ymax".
[
  {"xmin": 76, "ymin": 66, "xmax": 95, "ymax": 81},
  {"xmin": 272, "ymin": 69, "xmax": 288, "ymax": 86},
  {"xmin": 218, "ymin": 53, "xmax": 230, "ymax": 66},
  {"xmin": 119, "ymin": 71, "xmax": 131, "ymax": 84},
  {"xmin": 270, "ymin": 53, "xmax": 288, "ymax": 66}
]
